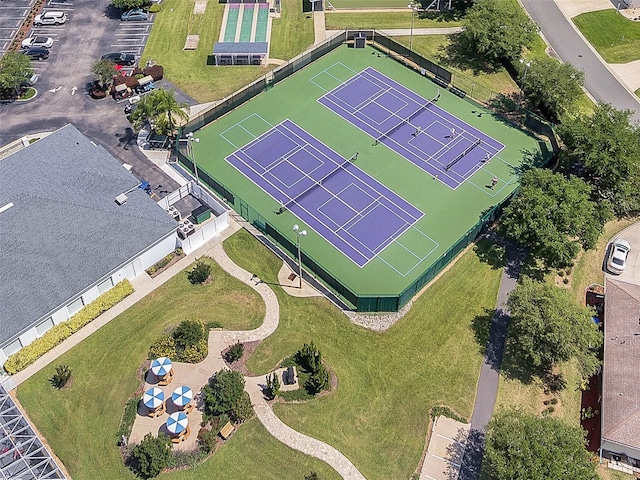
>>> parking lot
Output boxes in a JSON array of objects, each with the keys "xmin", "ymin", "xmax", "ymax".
[
  {"xmin": 1, "ymin": 0, "xmax": 189, "ymax": 197},
  {"xmin": 0, "ymin": 0, "xmax": 35, "ymax": 56}
]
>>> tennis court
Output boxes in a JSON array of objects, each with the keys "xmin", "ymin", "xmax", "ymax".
[
  {"xmin": 226, "ymin": 119, "xmax": 423, "ymax": 267},
  {"xmin": 317, "ymin": 67, "xmax": 504, "ymax": 189},
  {"xmin": 186, "ymin": 44, "xmax": 552, "ymax": 309}
]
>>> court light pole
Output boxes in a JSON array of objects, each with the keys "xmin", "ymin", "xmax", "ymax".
[
  {"xmin": 186, "ymin": 132, "xmax": 200, "ymax": 185},
  {"xmin": 293, "ymin": 224, "xmax": 307, "ymax": 289},
  {"xmin": 519, "ymin": 59, "xmax": 531, "ymax": 110},
  {"xmin": 408, "ymin": 1, "xmax": 417, "ymax": 51}
]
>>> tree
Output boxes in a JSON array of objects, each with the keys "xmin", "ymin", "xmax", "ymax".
[
  {"xmin": 113, "ymin": 0, "xmax": 148, "ymax": 10},
  {"xmin": 506, "ymin": 278, "xmax": 602, "ymax": 381},
  {"xmin": 187, "ymin": 259, "xmax": 211, "ymax": 284},
  {"xmin": 230, "ymin": 393, "xmax": 253, "ymax": 422},
  {"xmin": 225, "ymin": 341, "xmax": 244, "ymax": 363},
  {"xmin": 520, "ymin": 57, "xmax": 584, "ymax": 121},
  {"xmin": 455, "ymin": 0, "xmax": 538, "ymax": 66},
  {"xmin": 0, "ymin": 52, "xmax": 33, "ymax": 98},
  {"xmin": 500, "ymin": 168, "xmax": 611, "ymax": 269},
  {"xmin": 265, "ymin": 372, "xmax": 280, "ymax": 399},
  {"xmin": 49, "ymin": 364, "xmax": 72, "ymax": 389},
  {"xmin": 92, "ymin": 58, "xmax": 117, "ymax": 91},
  {"xmin": 202, "ymin": 369, "xmax": 245, "ymax": 417},
  {"xmin": 484, "ymin": 409, "xmax": 598, "ymax": 480},
  {"xmin": 129, "ymin": 433, "xmax": 172, "ymax": 478},
  {"xmin": 173, "ymin": 319, "xmax": 205, "ymax": 349},
  {"xmin": 130, "ymin": 88, "xmax": 189, "ymax": 135},
  {"xmin": 558, "ymin": 103, "xmax": 640, "ymax": 217}
]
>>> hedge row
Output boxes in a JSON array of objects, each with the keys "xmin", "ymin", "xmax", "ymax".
[{"xmin": 4, "ymin": 280, "xmax": 134, "ymax": 374}]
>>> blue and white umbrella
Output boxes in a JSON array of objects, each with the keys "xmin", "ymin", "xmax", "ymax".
[
  {"xmin": 151, "ymin": 357, "xmax": 173, "ymax": 377},
  {"xmin": 171, "ymin": 386, "xmax": 193, "ymax": 408},
  {"xmin": 143, "ymin": 387, "xmax": 164, "ymax": 409},
  {"xmin": 166, "ymin": 411, "xmax": 188, "ymax": 435}
]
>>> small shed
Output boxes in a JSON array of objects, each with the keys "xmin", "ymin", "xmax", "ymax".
[{"xmin": 208, "ymin": 42, "xmax": 268, "ymax": 66}]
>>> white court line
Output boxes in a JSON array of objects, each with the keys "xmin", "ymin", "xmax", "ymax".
[{"xmin": 378, "ymin": 226, "xmax": 440, "ymax": 277}]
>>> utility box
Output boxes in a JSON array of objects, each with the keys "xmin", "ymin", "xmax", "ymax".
[{"xmin": 191, "ymin": 205, "xmax": 211, "ymax": 224}]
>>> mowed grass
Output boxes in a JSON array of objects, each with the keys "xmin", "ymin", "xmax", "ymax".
[
  {"xmin": 396, "ymin": 34, "xmax": 519, "ymax": 99},
  {"xmin": 224, "ymin": 230, "xmax": 503, "ymax": 480},
  {"xmin": 573, "ymin": 10, "xmax": 640, "ymax": 63},
  {"xmin": 15, "ymin": 257, "xmax": 299, "ymax": 480},
  {"xmin": 325, "ymin": 12, "xmax": 462, "ymax": 29},
  {"xmin": 269, "ymin": 0, "xmax": 315, "ymax": 60},
  {"xmin": 142, "ymin": 0, "xmax": 312, "ymax": 102}
]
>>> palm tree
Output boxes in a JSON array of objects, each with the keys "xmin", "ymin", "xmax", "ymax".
[{"xmin": 129, "ymin": 88, "xmax": 189, "ymax": 136}]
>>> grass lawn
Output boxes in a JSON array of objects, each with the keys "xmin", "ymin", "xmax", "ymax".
[
  {"xmin": 325, "ymin": 12, "xmax": 462, "ymax": 29},
  {"xmin": 224, "ymin": 230, "xmax": 503, "ymax": 480},
  {"xmin": 269, "ymin": 0, "xmax": 315, "ymax": 60},
  {"xmin": 142, "ymin": 0, "xmax": 312, "ymax": 102},
  {"xmin": 393, "ymin": 34, "xmax": 519, "ymax": 101},
  {"xmin": 15, "ymin": 257, "xmax": 294, "ymax": 480},
  {"xmin": 573, "ymin": 10, "xmax": 640, "ymax": 63}
]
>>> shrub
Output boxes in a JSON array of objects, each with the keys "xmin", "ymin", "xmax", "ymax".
[
  {"xmin": 295, "ymin": 341, "xmax": 323, "ymax": 372},
  {"xmin": 197, "ymin": 428, "xmax": 218, "ymax": 453},
  {"xmin": 230, "ymin": 393, "xmax": 253, "ymax": 423},
  {"xmin": 174, "ymin": 319, "xmax": 206, "ymax": 349},
  {"xmin": 148, "ymin": 4, "xmax": 161, "ymax": 12},
  {"xmin": 148, "ymin": 333, "xmax": 176, "ymax": 360},
  {"xmin": 4, "ymin": 280, "xmax": 134, "ymax": 374},
  {"xmin": 206, "ymin": 320, "xmax": 223, "ymax": 330},
  {"xmin": 305, "ymin": 367, "xmax": 329, "ymax": 395},
  {"xmin": 179, "ymin": 339, "xmax": 208, "ymax": 363},
  {"xmin": 563, "ymin": 277, "xmax": 570, "ymax": 284},
  {"xmin": 49, "ymin": 364, "xmax": 71, "ymax": 389},
  {"xmin": 202, "ymin": 369, "xmax": 245, "ymax": 417},
  {"xmin": 550, "ymin": 398, "xmax": 558, "ymax": 405},
  {"xmin": 430, "ymin": 406, "xmax": 467, "ymax": 423},
  {"xmin": 188, "ymin": 260, "xmax": 212, "ymax": 284},
  {"xmin": 117, "ymin": 396, "xmax": 141, "ymax": 444},
  {"xmin": 226, "ymin": 341, "xmax": 244, "ymax": 363},
  {"xmin": 129, "ymin": 433, "xmax": 172, "ymax": 478},
  {"xmin": 265, "ymin": 372, "xmax": 281, "ymax": 400},
  {"xmin": 305, "ymin": 473, "xmax": 320, "ymax": 480}
]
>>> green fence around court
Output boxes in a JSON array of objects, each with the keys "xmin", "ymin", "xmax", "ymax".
[{"xmin": 177, "ymin": 30, "xmax": 557, "ymax": 312}]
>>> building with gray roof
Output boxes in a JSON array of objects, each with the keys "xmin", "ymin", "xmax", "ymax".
[{"xmin": 0, "ymin": 124, "xmax": 177, "ymax": 367}]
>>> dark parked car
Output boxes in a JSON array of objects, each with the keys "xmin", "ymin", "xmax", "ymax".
[
  {"xmin": 21, "ymin": 47, "xmax": 50, "ymax": 61},
  {"xmin": 101, "ymin": 52, "xmax": 136, "ymax": 66},
  {"xmin": 121, "ymin": 9, "xmax": 149, "ymax": 21}
]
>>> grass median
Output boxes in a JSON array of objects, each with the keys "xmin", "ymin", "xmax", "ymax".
[{"xmin": 224, "ymin": 229, "xmax": 503, "ymax": 480}]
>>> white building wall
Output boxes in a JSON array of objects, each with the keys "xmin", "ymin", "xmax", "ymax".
[
  {"xmin": 602, "ymin": 439, "xmax": 640, "ymax": 461},
  {"xmin": 0, "ymin": 233, "xmax": 175, "ymax": 369}
]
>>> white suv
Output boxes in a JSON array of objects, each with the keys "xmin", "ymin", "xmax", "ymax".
[{"xmin": 34, "ymin": 11, "xmax": 67, "ymax": 26}]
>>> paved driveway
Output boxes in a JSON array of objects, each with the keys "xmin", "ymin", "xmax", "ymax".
[{"xmin": 605, "ymin": 225, "xmax": 640, "ymax": 285}]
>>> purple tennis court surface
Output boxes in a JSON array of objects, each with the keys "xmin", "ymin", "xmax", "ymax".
[
  {"xmin": 318, "ymin": 67, "xmax": 505, "ymax": 189},
  {"xmin": 226, "ymin": 119, "xmax": 423, "ymax": 267}
]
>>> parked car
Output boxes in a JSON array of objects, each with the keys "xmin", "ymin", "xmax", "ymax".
[
  {"xmin": 121, "ymin": 9, "xmax": 149, "ymax": 21},
  {"xmin": 607, "ymin": 238, "xmax": 631, "ymax": 274},
  {"xmin": 34, "ymin": 11, "xmax": 67, "ymax": 26},
  {"xmin": 21, "ymin": 36, "xmax": 54, "ymax": 49},
  {"xmin": 101, "ymin": 52, "xmax": 136, "ymax": 66},
  {"xmin": 21, "ymin": 47, "xmax": 50, "ymax": 61}
]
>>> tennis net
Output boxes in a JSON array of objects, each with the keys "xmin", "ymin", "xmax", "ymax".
[
  {"xmin": 277, "ymin": 153, "xmax": 357, "ymax": 214},
  {"xmin": 373, "ymin": 95, "xmax": 438, "ymax": 146},
  {"xmin": 445, "ymin": 139, "xmax": 481, "ymax": 171}
]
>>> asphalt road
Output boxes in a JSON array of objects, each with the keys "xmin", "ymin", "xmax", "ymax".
[
  {"xmin": 520, "ymin": 0, "xmax": 640, "ymax": 123},
  {"xmin": 0, "ymin": 0, "xmax": 199, "ymax": 193}
]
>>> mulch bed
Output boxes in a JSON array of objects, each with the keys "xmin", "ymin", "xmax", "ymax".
[
  {"xmin": 221, "ymin": 340, "xmax": 261, "ymax": 376},
  {"xmin": 581, "ymin": 373, "xmax": 602, "ymax": 452}
]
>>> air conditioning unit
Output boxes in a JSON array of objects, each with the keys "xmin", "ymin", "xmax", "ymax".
[{"xmin": 115, "ymin": 193, "xmax": 128, "ymax": 205}]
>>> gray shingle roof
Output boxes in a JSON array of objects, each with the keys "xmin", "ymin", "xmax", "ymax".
[
  {"xmin": 602, "ymin": 278, "xmax": 640, "ymax": 450},
  {"xmin": 0, "ymin": 124, "xmax": 176, "ymax": 345}
]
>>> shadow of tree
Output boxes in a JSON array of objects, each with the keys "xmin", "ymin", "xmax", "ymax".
[
  {"xmin": 456, "ymin": 429, "xmax": 486, "ymax": 480},
  {"xmin": 471, "ymin": 308, "xmax": 495, "ymax": 357},
  {"xmin": 474, "ymin": 239, "xmax": 506, "ymax": 270},
  {"xmin": 104, "ymin": 3, "xmax": 122, "ymax": 19},
  {"xmin": 444, "ymin": 33, "xmax": 502, "ymax": 75}
]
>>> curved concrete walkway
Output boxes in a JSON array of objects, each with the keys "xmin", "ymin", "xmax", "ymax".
[{"xmin": 209, "ymin": 243, "xmax": 366, "ymax": 479}]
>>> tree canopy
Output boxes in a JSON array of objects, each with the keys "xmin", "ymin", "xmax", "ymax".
[
  {"xmin": 92, "ymin": 59, "xmax": 117, "ymax": 91},
  {"xmin": 129, "ymin": 433, "xmax": 172, "ymax": 478},
  {"xmin": 506, "ymin": 277, "xmax": 602, "ymax": 381},
  {"xmin": 130, "ymin": 88, "xmax": 189, "ymax": 135},
  {"xmin": 112, "ymin": 0, "xmax": 147, "ymax": 10},
  {"xmin": 521, "ymin": 57, "xmax": 584, "ymax": 121},
  {"xmin": 202, "ymin": 369, "xmax": 252, "ymax": 421},
  {"xmin": 500, "ymin": 168, "xmax": 611, "ymax": 268},
  {"xmin": 0, "ymin": 52, "xmax": 33, "ymax": 97},
  {"xmin": 484, "ymin": 409, "xmax": 599, "ymax": 480},
  {"xmin": 456, "ymin": 0, "xmax": 538, "ymax": 65},
  {"xmin": 558, "ymin": 103, "xmax": 640, "ymax": 217}
]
